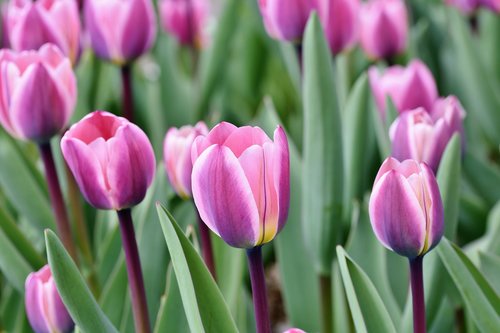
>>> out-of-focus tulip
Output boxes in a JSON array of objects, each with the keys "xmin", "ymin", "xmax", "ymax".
[
  {"xmin": 61, "ymin": 111, "xmax": 156, "ymax": 210},
  {"xmin": 6, "ymin": 0, "xmax": 81, "ymax": 64},
  {"xmin": 159, "ymin": 0, "xmax": 210, "ymax": 48},
  {"xmin": 480, "ymin": 0, "xmax": 500, "ymax": 12},
  {"xmin": 283, "ymin": 329, "xmax": 307, "ymax": 333},
  {"xmin": 445, "ymin": 0, "xmax": 480, "ymax": 13},
  {"xmin": 359, "ymin": 0, "xmax": 408, "ymax": 59},
  {"xmin": 0, "ymin": 44, "xmax": 76, "ymax": 142},
  {"xmin": 163, "ymin": 121, "xmax": 209, "ymax": 199},
  {"xmin": 25, "ymin": 265, "xmax": 74, "ymax": 333},
  {"xmin": 390, "ymin": 96, "xmax": 466, "ymax": 172},
  {"xmin": 317, "ymin": 0, "xmax": 359, "ymax": 55},
  {"xmin": 84, "ymin": 0, "xmax": 156, "ymax": 64},
  {"xmin": 369, "ymin": 158, "xmax": 444, "ymax": 258},
  {"xmin": 258, "ymin": 0, "xmax": 314, "ymax": 42},
  {"xmin": 191, "ymin": 122, "xmax": 290, "ymax": 248},
  {"xmin": 368, "ymin": 59, "xmax": 438, "ymax": 119}
]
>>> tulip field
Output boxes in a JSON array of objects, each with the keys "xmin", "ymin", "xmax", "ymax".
[{"xmin": 0, "ymin": 0, "xmax": 499, "ymax": 332}]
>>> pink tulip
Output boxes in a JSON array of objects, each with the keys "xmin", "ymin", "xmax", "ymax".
[
  {"xmin": 25, "ymin": 265, "xmax": 74, "ymax": 333},
  {"xmin": 390, "ymin": 96, "xmax": 466, "ymax": 172},
  {"xmin": 191, "ymin": 122, "xmax": 290, "ymax": 248},
  {"xmin": 258, "ymin": 0, "xmax": 314, "ymax": 42},
  {"xmin": 445, "ymin": 0, "xmax": 480, "ymax": 13},
  {"xmin": 6, "ymin": 0, "xmax": 81, "ymax": 65},
  {"xmin": 159, "ymin": 0, "xmax": 210, "ymax": 48},
  {"xmin": 369, "ymin": 158, "xmax": 444, "ymax": 258},
  {"xmin": 163, "ymin": 121, "xmax": 209, "ymax": 199},
  {"xmin": 359, "ymin": 0, "xmax": 408, "ymax": 59},
  {"xmin": 61, "ymin": 111, "xmax": 156, "ymax": 210},
  {"xmin": 283, "ymin": 329, "xmax": 307, "ymax": 333},
  {"xmin": 317, "ymin": 0, "xmax": 359, "ymax": 55},
  {"xmin": 84, "ymin": 0, "xmax": 156, "ymax": 64},
  {"xmin": 480, "ymin": 0, "xmax": 500, "ymax": 12},
  {"xmin": 0, "ymin": 44, "xmax": 76, "ymax": 142},
  {"xmin": 368, "ymin": 59, "xmax": 438, "ymax": 119}
]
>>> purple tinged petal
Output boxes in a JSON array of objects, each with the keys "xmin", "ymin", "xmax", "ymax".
[
  {"xmin": 83, "ymin": 0, "xmax": 112, "ymax": 60},
  {"xmin": 369, "ymin": 169, "xmax": 427, "ymax": 258},
  {"xmin": 223, "ymin": 126, "xmax": 272, "ymax": 157},
  {"xmin": 420, "ymin": 163, "xmax": 444, "ymax": 253},
  {"xmin": 273, "ymin": 126, "xmax": 290, "ymax": 232},
  {"xmin": 26, "ymin": 273, "xmax": 51, "ymax": 333},
  {"xmin": 120, "ymin": 0, "xmax": 156, "ymax": 60},
  {"xmin": 191, "ymin": 121, "xmax": 237, "ymax": 163},
  {"xmin": 192, "ymin": 145, "xmax": 261, "ymax": 248},
  {"xmin": 318, "ymin": 0, "xmax": 359, "ymax": 55},
  {"xmin": 259, "ymin": 0, "xmax": 312, "ymax": 41}
]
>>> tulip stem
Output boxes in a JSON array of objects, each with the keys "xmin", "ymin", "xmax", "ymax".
[
  {"xmin": 319, "ymin": 274, "xmax": 333, "ymax": 333},
  {"xmin": 410, "ymin": 256, "xmax": 426, "ymax": 333},
  {"xmin": 121, "ymin": 64, "xmax": 135, "ymax": 122},
  {"xmin": 246, "ymin": 246, "xmax": 271, "ymax": 333},
  {"xmin": 38, "ymin": 142, "xmax": 78, "ymax": 263},
  {"xmin": 117, "ymin": 208, "xmax": 151, "ymax": 333},
  {"xmin": 196, "ymin": 211, "xmax": 217, "ymax": 280}
]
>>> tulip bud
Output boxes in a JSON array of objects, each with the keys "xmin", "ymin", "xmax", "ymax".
[
  {"xmin": 445, "ymin": 0, "xmax": 480, "ymax": 13},
  {"xmin": 390, "ymin": 96, "xmax": 466, "ymax": 172},
  {"xmin": 258, "ymin": 0, "xmax": 314, "ymax": 42},
  {"xmin": 359, "ymin": 0, "xmax": 408, "ymax": 60},
  {"xmin": 191, "ymin": 122, "xmax": 290, "ymax": 248},
  {"xmin": 317, "ymin": 0, "xmax": 359, "ymax": 55},
  {"xmin": 61, "ymin": 111, "xmax": 156, "ymax": 210},
  {"xmin": 84, "ymin": 0, "xmax": 156, "ymax": 64},
  {"xmin": 163, "ymin": 122, "xmax": 209, "ymax": 199},
  {"xmin": 159, "ymin": 0, "xmax": 210, "ymax": 48},
  {"xmin": 0, "ymin": 44, "xmax": 76, "ymax": 143},
  {"xmin": 368, "ymin": 59, "xmax": 438, "ymax": 119},
  {"xmin": 25, "ymin": 265, "xmax": 74, "ymax": 333},
  {"xmin": 6, "ymin": 0, "xmax": 81, "ymax": 65},
  {"xmin": 369, "ymin": 158, "xmax": 444, "ymax": 258}
]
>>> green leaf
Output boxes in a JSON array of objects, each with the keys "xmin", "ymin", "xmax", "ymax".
[
  {"xmin": 0, "ymin": 227, "xmax": 33, "ymax": 292},
  {"xmin": 195, "ymin": 0, "xmax": 242, "ymax": 120},
  {"xmin": 437, "ymin": 238, "xmax": 500, "ymax": 333},
  {"xmin": 156, "ymin": 204, "xmax": 238, "ymax": 333},
  {"xmin": 255, "ymin": 99, "xmax": 320, "ymax": 331},
  {"xmin": 302, "ymin": 13, "xmax": 344, "ymax": 275},
  {"xmin": 436, "ymin": 134, "xmax": 461, "ymax": 240},
  {"xmin": 463, "ymin": 150, "xmax": 500, "ymax": 208},
  {"xmin": 45, "ymin": 230, "xmax": 119, "ymax": 333},
  {"xmin": 336, "ymin": 246, "xmax": 397, "ymax": 333},
  {"xmin": 478, "ymin": 252, "xmax": 500, "ymax": 295}
]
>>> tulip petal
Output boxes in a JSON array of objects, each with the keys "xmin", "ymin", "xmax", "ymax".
[
  {"xmin": 61, "ymin": 138, "xmax": 112, "ymax": 209},
  {"xmin": 191, "ymin": 122, "xmax": 237, "ymax": 162},
  {"xmin": 420, "ymin": 163, "xmax": 444, "ymax": 252},
  {"xmin": 223, "ymin": 126, "xmax": 272, "ymax": 157},
  {"xmin": 120, "ymin": 0, "xmax": 156, "ymax": 60},
  {"xmin": 0, "ymin": 59, "xmax": 20, "ymax": 136},
  {"xmin": 273, "ymin": 126, "xmax": 290, "ymax": 231},
  {"xmin": 369, "ymin": 169, "xmax": 426, "ymax": 258},
  {"xmin": 26, "ymin": 274, "xmax": 51, "ymax": 333},
  {"xmin": 107, "ymin": 124, "xmax": 156, "ymax": 210},
  {"xmin": 192, "ymin": 145, "xmax": 260, "ymax": 248}
]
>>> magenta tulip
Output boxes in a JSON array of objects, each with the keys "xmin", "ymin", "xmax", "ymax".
[
  {"xmin": 6, "ymin": 0, "xmax": 81, "ymax": 65},
  {"xmin": 368, "ymin": 59, "xmax": 438, "ymax": 119},
  {"xmin": 61, "ymin": 111, "xmax": 156, "ymax": 210},
  {"xmin": 25, "ymin": 265, "xmax": 74, "ymax": 333},
  {"xmin": 283, "ymin": 329, "xmax": 306, "ymax": 333},
  {"xmin": 445, "ymin": 0, "xmax": 480, "ymax": 13},
  {"xmin": 390, "ymin": 96, "xmax": 466, "ymax": 172},
  {"xmin": 159, "ymin": 0, "xmax": 210, "ymax": 48},
  {"xmin": 258, "ymin": 0, "xmax": 314, "ymax": 42},
  {"xmin": 359, "ymin": 0, "xmax": 408, "ymax": 59},
  {"xmin": 369, "ymin": 158, "xmax": 444, "ymax": 258},
  {"xmin": 163, "ymin": 121, "xmax": 208, "ymax": 199},
  {"xmin": 480, "ymin": 0, "xmax": 500, "ymax": 12},
  {"xmin": 0, "ymin": 44, "xmax": 76, "ymax": 142},
  {"xmin": 191, "ymin": 122, "xmax": 290, "ymax": 248},
  {"xmin": 84, "ymin": 0, "xmax": 156, "ymax": 64},
  {"xmin": 317, "ymin": 0, "xmax": 359, "ymax": 55}
]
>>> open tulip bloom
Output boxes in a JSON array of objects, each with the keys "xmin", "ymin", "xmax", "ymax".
[
  {"xmin": 191, "ymin": 122, "xmax": 290, "ymax": 333},
  {"xmin": 370, "ymin": 158, "xmax": 444, "ymax": 333}
]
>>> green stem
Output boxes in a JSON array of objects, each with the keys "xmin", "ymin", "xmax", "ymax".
[{"xmin": 319, "ymin": 274, "xmax": 333, "ymax": 333}]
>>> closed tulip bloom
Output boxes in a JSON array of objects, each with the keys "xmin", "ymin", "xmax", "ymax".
[
  {"xmin": 359, "ymin": 0, "xmax": 408, "ymax": 59},
  {"xmin": 61, "ymin": 111, "xmax": 156, "ymax": 210},
  {"xmin": 258, "ymin": 0, "xmax": 314, "ymax": 42},
  {"xmin": 317, "ymin": 0, "xmax": 359, "ymax": 55},
  {"xmin": 445, "ymin": 0, "xmax": 480, "ymax": 13},
  {"xmin": 163, "ymin": 122, "xmax": 208, "ymax": 199},
  {"xmin": 368, "ymin": 59, "xmax": 438, "ymax": 119},
  {"xmin": 191, "ymin": 122, "xmax": 290, "ymax": 248},
  {"xmin": 6, "ymin": 0, "xmax": 81, "ymax": 65},
  {"xmin": 369, "ymin": 158, "xmax": 444, "ymax": 258},
  {"xmin": 84, "ymin": 0, "xmax": 156, "ymax": 64},
  {"xmin": 25, "ymin": 265, "xmax": 74, "ymax": 333},
  {"xmin": 390, "ymin": 96, "xmax": 466, "ymax": 172},
  {"xmin": 0, "ymin": 44, "xmax": 76, "ymax": 142},
  {"xmin": 159, "ymin": 0, "xmax": 210, "ymax": 48}
]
